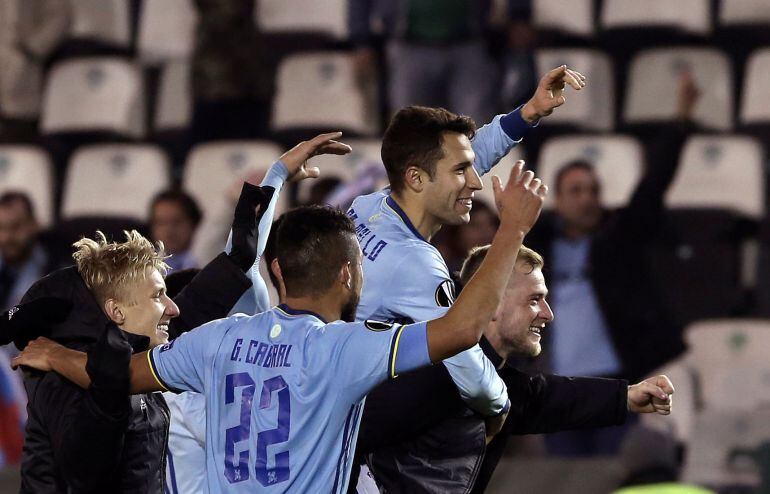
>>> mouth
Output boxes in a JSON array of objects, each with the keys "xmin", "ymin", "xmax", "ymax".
[
  {"xmin": 457, "ymin": 198, "xmax": 473, "ymax": 210},
  {"xmin": 157, "ymin": 322, "xmax": 169, "ymax": 337},
  {"xmin": 528, "ymin": 325, "xmax": 543, "ymax": 338}
]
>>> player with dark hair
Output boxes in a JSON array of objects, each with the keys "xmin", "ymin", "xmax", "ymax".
[{"xmin": 14, "ymin": 164, "xmax": 548, "ymax": 493}]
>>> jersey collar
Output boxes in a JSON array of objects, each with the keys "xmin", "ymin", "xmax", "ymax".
[
  {"xmin": 276, "ymin": 303, "xmax": 329, "ymax": 324},
  {"xmin": 385, "ymin": 195, "xmax": 427, "ymax": 242}
]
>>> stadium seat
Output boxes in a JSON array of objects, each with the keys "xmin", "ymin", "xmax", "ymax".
[
  {"xmin": 476, "ymin": 146, "xmax": 526, "ymax": 212},
  {"xmin": 719, "ymin": 0, "xmax": 770, "ymax": 26},
  {"xmin": 685, "ymin": 319, "xmax": 770, "ymax": 412},
  {"xmin": 740, "ymin": 48, "xmax": 770, "ymax": 126},
  {"xmin": 271, "ymin": 52, "xmax": 379, "ymax": 137},
  {"xmin": 68, "ymin": 0, "xmax": 132, "ymax": 48},
  {"xmin": 666, "ymin": 135, "xmax": 764, "ymax": 219},
  {"xmin": 41, "ymin": 58, "xmax": 146, "ymax": 138},
  {"xmin": 296, "ymin": 138, "xmax": 384, "ymax": 205},
  {"xmin": 601, "ymin": 0, "xmax": 711, "ymax": 35},
  {"xmin": 532, "ymin": 0, "xmax": 595, "ymax": 38},
  {"xmin": 0, "ymin": 146, "xmax": 55, "ymax": 227},
  {"xmin": 682, "ymin": 408, "xmax": 770, "ymax": 490},
  {"xmin": 624, "ymin": 48, "xmax": 733, "ymax": 130},
  {"xmin": 154, "ymin": 61, "xmax": 192, "ymax": 132},
  {"xmin": 184, "ymin": 141, "xmax": 288, "ymax": 263},
  {"xmin": 138, "ymin": 0, "xmax": 198, "ymax": 64},
  {"xmin": 255, "ymin": 0, "xmax": 348, "ymax": 39},
  {"xmin": 61, "ymin": 144, "xmax": 171, "ymax": 220},
  {"xmin": 534, "ymin": 49, "xmax": 614, "ymax": 130},
  {"xmin": 638, "ymin": 357, "xmax": 697, "ymax": 444},
  {"xmin": 536, "ymin": 135, "xmax": 644, "ymax": 209}
]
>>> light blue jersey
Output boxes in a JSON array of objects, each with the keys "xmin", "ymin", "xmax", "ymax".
[
  {"xmin": 150, "ymin": 306, "xmax": 431, "ymax": 494},
  {"xmin": 348, "ymin": 109, "xmax": 531, "ymax": 415},
  {"xmin": 164, "ymin": 160, "xmax": 289, "ymax": 493}
]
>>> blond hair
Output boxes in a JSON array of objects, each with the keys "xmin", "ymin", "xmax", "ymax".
[
  {"xmin": 73, "ymin": 230, "xmax": 169, "ymax": 305},
  {"xmin": 458, "ymin": 244, "xmax": 544, "ymax": 288}
]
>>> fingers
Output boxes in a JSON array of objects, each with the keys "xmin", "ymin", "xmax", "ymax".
[
  {"xmin": 491, "ymin": 175, "xmax": 503, "ymax": 208},
  {"xmin": 305, "ymin": 166, "xmax": 320, "ymax": 179},
  {"xmin": 309, "ymin": 131, "xmax": 343, "ymax": 146},
  {"xmin": 542, "ymin": 65, "xmax": 567, "ymax": 86},
  {"xmin": 562, "ymin": 69, "xmax": 583, "ymax": 90},
  {"xmin": 318, "ymin": 141, "xmax": 352, "ymax": 156},
  {"xmin": 654, "ymin": 375, "xmax": 675, "ymax": 395},
  {"xmin": 519, "ymin": 170, "xmax": 534, "ymax": 188}
]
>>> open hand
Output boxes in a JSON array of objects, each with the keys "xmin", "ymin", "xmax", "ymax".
[
  {"xmin": 521, "ymin": 65, "xmax": 586, "ymax": 123},
  {"xmin": 11, "ymin": 337, "xmax": 62, "ymax": 372},
  {"xmin": 491, "ymin": 160, "xmax": 547, "ymax": 235},
  {"xmin": 628, "ymin": 375, "xmax": 675, "ymax": 415},
  {"xmin": 280, "ymin": 132, "xmax": 352, "ymax": 183}
]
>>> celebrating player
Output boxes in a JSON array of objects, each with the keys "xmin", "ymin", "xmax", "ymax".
[{"xmin": 14, "ymin": 162, "xmax": 547, "ymax": 493}]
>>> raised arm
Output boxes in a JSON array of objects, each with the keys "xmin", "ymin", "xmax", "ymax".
[{"xmin": 427, "ymin": 161, "xmax": 546, "ymax": 361}]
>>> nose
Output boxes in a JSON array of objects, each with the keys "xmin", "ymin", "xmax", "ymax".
[
  {"xmin": 541, "ymin": 299, "xmax": 554, "ymax": 323},
  {"xmin": 164, "ymin": 296, "xmax": 180, "ymax": 319},
  {"xmin": 466, "ymin": 166, "xmax": 482, "ymax": 191}
]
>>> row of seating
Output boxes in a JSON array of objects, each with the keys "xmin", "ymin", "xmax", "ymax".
[
  {"xmin": 37, "ymin": 45, "xmax": 770, "ymax": 139},
  {"xmin": 2, "ymin": 131, "xmax": 764, "ymax": 224},
  {"xmin": 68, "ymin": 0, "xmax": 770, "ymax": 60}
]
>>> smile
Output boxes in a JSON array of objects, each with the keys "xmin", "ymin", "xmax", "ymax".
[{"xmin": 457, "ymin": 198, "xmax": 473, "ymax": 209}]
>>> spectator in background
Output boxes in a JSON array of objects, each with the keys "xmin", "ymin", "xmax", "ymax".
[
  {"xmin": 524, "ymin": 74, "xmax": 700, "ymax": 456},
  {"xmin": 0, "ymin": 0, "xmax": 71, "ymax": 142},
  {"xmin": 190, "ymin": 0, "xmax": 275, "ymax": 142},
  {"xmin": 0, "ymin": 192, "xmax": 50, "ymax": 310},
  {"xmin": 349, "ymin": 0, "xmax": 500, "ymax": 123},
  {"xmin": 501, "ymin": 1, "xmax": 538, "ymax": 110},
  {"xmin": 149, "ymin": 190, "xmax": 203, "ymax": 272}
]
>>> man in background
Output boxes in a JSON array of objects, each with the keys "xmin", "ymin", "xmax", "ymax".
[{"xmin": 149, "ymin": 189, "xmax": 203, "ymax": 272}]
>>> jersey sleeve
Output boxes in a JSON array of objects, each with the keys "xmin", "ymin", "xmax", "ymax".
[
  {"xmin": 225, "ymin": 160, "xmax": 289, "ymax": 315},
  {"xmin": 384, "ymin": 252, "xmax": 510, "ymax": 416},
  {"xmin": 331, "ymin": 321, "xmax": 431, "ymax": 402},
  {"xmin": 472, "ymin": 106, "xmax": 534, "ymax": 177},
  {"xmin": 148, "ymin": 318, "xmax": 234, "ymax": 393}
]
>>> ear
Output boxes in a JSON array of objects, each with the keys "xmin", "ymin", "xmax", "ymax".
[
  {"xmin": 103, "ymin": 298, "xmax": 125, "ymax": 325},
  {"xmin": 403, "ymin": 165, "xmax": 427, "ymax": 193},
  {"xmin": 339, "ymin": 262, "xmax": 352, "ymax": 290},
  {"xmin": 490, "ymin": 300, "xmax": 504, "ymax": 322},
  {"xmin": 271, "ymin": 258, "xmax": 287, "ymax": 301}
]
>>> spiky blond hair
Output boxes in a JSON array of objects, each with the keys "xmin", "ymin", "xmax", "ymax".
[{"xmin": 73, "ymin": 230, "xmax": 169, "ymax": 305}]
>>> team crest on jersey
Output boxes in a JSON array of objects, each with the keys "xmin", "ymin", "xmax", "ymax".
[
  {"xmin": 365, "ymin": 320, "xmax": 394, "ymax": 332},
  {"xmin": 434, "ymin": 280, "xmax": 456, "ymax": 307}
]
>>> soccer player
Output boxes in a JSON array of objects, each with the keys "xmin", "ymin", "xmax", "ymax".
[
  {"xmin": 14, "ymin": 162, "xmax": 547, "ymax": 493},
  {"xmin": 347, "ymin": 66, "xmax": 585, "ymax": 489}
]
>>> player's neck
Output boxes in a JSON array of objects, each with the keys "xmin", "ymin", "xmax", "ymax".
[
  {"xmin": 484, "ymin": 329, "xmax": 509, "ymax": 369},
  {"xmin": 282, "ymin": 295, "xmax": 341, "ymax": 324},
  {"xmin": 389, "ymin": 192, "xmax": 442, "ymax": 241}
]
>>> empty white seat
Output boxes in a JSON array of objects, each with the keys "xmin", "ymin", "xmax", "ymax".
[
  {"xmin": 138, "ymin": 0, "xmax": 198, "ymax": 64},
  {"xmin": 69, "ymin": 0, "xmax": 131, "ymax": 48},
  {"xmin": 62, "ymin": 144, "xmax": 171, "ymax": 220},
  {"xmin": 740, "ymin": 49, "xmax": 770, "ymax": 125},
  {"xmin": 272, "ymin": 52, "xmax": 379, "ymax": 136},
  {"xmin": 0, "ymin": 146, "xmax": 54, "ymax": 227},
  {"xmin": 666, "ymin": 135, "xmax": 764, "ymax": 219},
  {"xmin": 533, "ymin": 0, "xmax": 594, "ymax": 37},
  {"xmin": 41, "ymin": 58, "xmax": 146, "ymax": 138},
  {"xmin": 535, "ymin": 49, "xmax": 614, "ymax": 130},
  {"xmin": 154, "ymin": 61, "xmax": 192, "ymax": 132},
  {"xmin": 255, "ymin": 0, "xmax": 348, "ymax": 39},
  {"xmin": 601, "ymin": 0, "xmax": 711, "ymax": 35},
  {"xmin": 537, "ymin": 135, "xmax": 644, "ymax": 209},
  {"xmin": 296, "ymin": 138, "xmax": 385, "ymax": 204},
  {"xmin": 184, "ymin": 141, "xmax": 288, "ymax": 263},
  {"xmin": 685, "ymin": 319, "xmax": 770, "ymax": 412},
  {"xmin": 683, "ymin": 408, "xmax": 770, "ymax": 489},
  {"xmin": 624, "ymin": 48, "xmax": 732, "ymax": 130},
  {"xmin": 720, "ymin": 0, "xmax": 770, "ymax": 26},
  {"xmin": 477, "ymin": 146, "xmax": 526, "ymax": 211}
]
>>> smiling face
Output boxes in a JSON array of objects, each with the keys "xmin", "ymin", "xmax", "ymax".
[
  {"xmin": 115, "ymin": 267, "xmax": 180, "ymax": 347},
  {"xmin": 421, "ymin": 131, "xmax": 483, "ymax": 227},
  {"xmin": 492, "ymin": 262, "xmax": 554, "ymax": 358}
]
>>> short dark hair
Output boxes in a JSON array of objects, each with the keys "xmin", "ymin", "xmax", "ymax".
[
  {"xmin": 275, "ymin": 206, "xmax": 358, "ymax": 297},
  {"xmin": 150, "ymin": 189, "xmax": 203, "ymax": 227},
  {"xmin": 381, "ymin": 106, "xmax": 477, "ymax": 192},
  {"xmin": 554, "ymin": 160, "xmax": 596, "ymax": 194},
  {"xmin": 0, "ymin": 191, "xmax": 36, "ymax": 219}
]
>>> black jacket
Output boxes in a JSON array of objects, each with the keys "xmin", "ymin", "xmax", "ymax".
[
  {"xmin": 525, "ymin": 127, "xmax": 689, "ymax": 382},
  {"xmin": 353, "ymin": 337, "xmax": 628, "ymax": 493},
  {"xmin": 19, "ymin": 253, "xmax": 251, "ymax": 494}
]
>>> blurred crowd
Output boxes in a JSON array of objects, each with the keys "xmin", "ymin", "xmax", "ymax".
[{"xmin": 0, "ymin": 0, "xmax": 768, "ymax": 492}]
